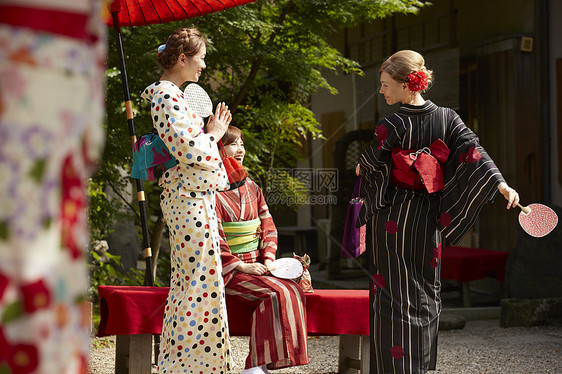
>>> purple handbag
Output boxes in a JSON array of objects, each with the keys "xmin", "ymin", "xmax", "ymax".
[{"xmin": 341, "ymin": 176, "xmax": 367, "ymax": 258}]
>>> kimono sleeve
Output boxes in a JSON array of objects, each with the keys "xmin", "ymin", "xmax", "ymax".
[
  {"xmin": 216, "ymin": 208, "xmax": 243, "ymax": 279},
  {"xmin": 357, "ymin": 118, "xmax": 403, "ymax": 226},
  {"xmin": 254, "ymin": 184, "xmax": 277, "ymax": 263},
  {"xmin": 152, "ymin": 88, "xmax": 222, "ymax": 171},
  {"xmin": 440, "ymin": 110, "xmax": 506, "ymax": 244}
]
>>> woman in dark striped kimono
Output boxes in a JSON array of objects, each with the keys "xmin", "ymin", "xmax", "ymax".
[
  {"xmin": 215, "ymin": 126, "xmax": 309, "ymax": 374},
  {"xmin": 356, "ymin": 50, "xmax": 520, "ymax": 373}
]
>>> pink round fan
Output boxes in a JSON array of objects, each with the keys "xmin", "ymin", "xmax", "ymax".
[
  {"xmin": 268, "ymin": 258, "xmax": 303, "ymax": 279},
  {"xmin": 517, "ymin": 203, "xmax": 558, "ymax": 238}
]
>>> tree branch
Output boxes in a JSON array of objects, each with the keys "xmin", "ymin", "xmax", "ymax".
[
  {"xmin": 230, "ymin": 1, "xmax": 295, "ymax": 114},
  {"xmin": 106, "ymin": 179, "xmax": 140, "ymax": 222}
]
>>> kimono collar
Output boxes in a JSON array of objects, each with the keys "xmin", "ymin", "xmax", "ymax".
[
  {"xmin": 141, "ymin": 81, "xmax": 180, "ymax": 103},
  {"xmin": 228, "ymin": 178, "xmax": 247, "ymax": 191},
  {"xmin": 397, "ymin": 100, "xmax": 438, "ymax": 116}
]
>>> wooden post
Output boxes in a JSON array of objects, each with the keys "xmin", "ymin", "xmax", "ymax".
[
  {"xmin": 462, "ymin": 282, "xmax": 472, "ymax": 308},
  {"xmin": 115, "ymin": 335, "xmax": 130, "ymax": 374},
  {"xmin": 359, "ymin": 335, "xmax": 370, "ymax": 373},
  {"xmin": 115, "ymin": 335, "xmax": 152, "ymax": 374},
  {"xmin": 338, "ymin": 335, "xmax": 361, "ymax": 373}
]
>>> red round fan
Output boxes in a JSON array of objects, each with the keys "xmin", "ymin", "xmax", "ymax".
[{"xmin": 517, "ymin": 203, "xmax": 558, "ymax": 238}]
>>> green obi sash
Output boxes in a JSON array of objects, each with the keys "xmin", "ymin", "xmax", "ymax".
[{"xmin": 222, "ymin": 218, "xmax": 261, "ymax": 254}]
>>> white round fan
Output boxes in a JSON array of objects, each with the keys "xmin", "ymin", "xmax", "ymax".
[
  {"xmin": 268, "ymin": 258, "xmax": 303, "ymax": 279},
  {"xmin": 184, "ymin": 83, "xmax": 213, "ymax": 118}
]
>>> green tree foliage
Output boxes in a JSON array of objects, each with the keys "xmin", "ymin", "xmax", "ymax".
[{"xmin": 90, "ymin": 0, "xmax": 424, "ymax": 281}]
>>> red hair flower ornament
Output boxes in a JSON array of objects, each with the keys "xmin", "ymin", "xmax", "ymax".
[{"xmin": 407, "ymin": 71, "xmax": 428, "ymax": 92}]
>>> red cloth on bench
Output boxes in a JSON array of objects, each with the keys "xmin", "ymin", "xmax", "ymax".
[
  {"xmin": 97, "ymin": 286, "xmax": 370, "ymax": 337},
  {"xmin": 441, "ymin": 246, "xmax": 509, "ymax": 282}
]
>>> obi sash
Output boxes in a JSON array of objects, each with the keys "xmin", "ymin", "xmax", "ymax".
[
  {"xmin": 390, "ymin": 139, "xmax": 450, "ymax": 193},
  {"xmin": 131, "ymin": 129, "xmax": 177, "ymax": 181},
  {"xmin": 222, "ymin": 218, "xmax": 261, "ymax": 254}
]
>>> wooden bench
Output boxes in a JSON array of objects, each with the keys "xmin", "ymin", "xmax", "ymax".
[
  {"xmin": 97, "ymin": 286, "xmax": 370, "ymax": 374},
  {"xmin": 441, "ymin": 246, "xmax": 509, "ymax": 307}
]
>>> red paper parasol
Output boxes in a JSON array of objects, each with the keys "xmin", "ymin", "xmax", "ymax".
[{"xmin": 109, "ymin": 0, "xmax": 257, "ymax": 27}]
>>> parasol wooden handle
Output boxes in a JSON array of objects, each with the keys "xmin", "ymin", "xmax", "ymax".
[{"xmin": 517, "ymin": 203, "xmax": 532, "ymax": 215}]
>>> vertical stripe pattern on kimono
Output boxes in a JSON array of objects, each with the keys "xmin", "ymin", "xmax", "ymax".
[
  {"xmin": 216, "ymin": 179, "xmax": 309, "ymax": 370},
  {"xmin": 0, "ymin": 2, "xmax": 106, "ymax": 373},
  {"xmin": 142, "ymin": 81, "xmax": 232, "ymax": 373},
  {"xmin": 358, "ymin": 101, "xmax": 505, "ymax": 373}
]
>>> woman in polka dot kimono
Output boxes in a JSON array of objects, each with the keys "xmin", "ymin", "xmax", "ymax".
[
  {"xmin": 141, "ymin": 28, "xmax": 233, "ymax": 374},
  {"xmin": 356, "ymin": 50, "xmax": 519, "ymax": 373}
]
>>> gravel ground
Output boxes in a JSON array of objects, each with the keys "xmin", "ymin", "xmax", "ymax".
[{"xmin": 90, "ymin": 319, "xmax": 562, "ymax": 374}]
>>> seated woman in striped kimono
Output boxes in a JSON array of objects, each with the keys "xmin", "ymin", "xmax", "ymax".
[{"xmin": 215, "ymin": 126, "xmax": 309, "ymax": 374}]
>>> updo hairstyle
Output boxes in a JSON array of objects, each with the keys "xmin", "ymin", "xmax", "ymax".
[
  {"xmin": 157, "ymin": 27, "xmax": 207, "ymax": 70},
  {"xmin": 379, "ymin": 50, "xmax": 433, "ymax": 93}
]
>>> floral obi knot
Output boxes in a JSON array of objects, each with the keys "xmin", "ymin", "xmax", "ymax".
[{"xmin": 390, "ymin": 139, "xmax": 450, "ymax": 193}]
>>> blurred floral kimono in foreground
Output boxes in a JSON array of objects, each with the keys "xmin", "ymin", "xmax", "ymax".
[{"xmin": 0, "ymin": 0, "xmax": 106, "ymax": 372}]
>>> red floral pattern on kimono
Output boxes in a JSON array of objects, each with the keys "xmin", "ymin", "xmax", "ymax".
[{"xmin": 0, "ymin": 1, "xmax": 106, "ymax": 373}]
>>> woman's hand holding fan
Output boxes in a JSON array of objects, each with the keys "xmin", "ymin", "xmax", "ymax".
[
  {"xmin": 184, "ymin": 83, "xmax": 242, "ymax": 185},
  {"xmin": 184, "ymin": 83, "xmax": 231, "ymax": 139},
  {"xmin": 498, "ymin": 182, "xmax": 520, "ymax": 210},
  {"xmin": 267, "ymin": 258, "xmax": 304, "ymax": 280},
  {"xmin": 236, "ymin": 262, "xmax": 268, "ymax": 276},
  {"xmin": 235, "ymin": 258, "xmax": 303, "ymax": 279},
  {"xmin": 498, "ymin": 182, "xmax": 558, "ymax": 237}
]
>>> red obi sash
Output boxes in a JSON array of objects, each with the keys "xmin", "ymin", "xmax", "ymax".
[{"xmin": 390, "ymin": 139, "xmax": 450, "ymax": 193}]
